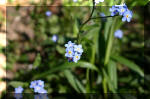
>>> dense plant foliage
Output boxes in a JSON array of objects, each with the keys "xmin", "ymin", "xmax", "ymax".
[{"xmin": 2, "ymin": 0, "xmax": 150, "ymax": 98}]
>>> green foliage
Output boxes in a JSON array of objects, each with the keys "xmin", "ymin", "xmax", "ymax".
[
  {"xmin": 5, "ymin": 0, "xmax": 149, "ymax": 97},
  {"xmin": 33, "ymin": 53, "xmax": 41, "ymax": 68},
  {"xmin": 111, "ymin": 54, "xmax": 144, "ymax": 77}
]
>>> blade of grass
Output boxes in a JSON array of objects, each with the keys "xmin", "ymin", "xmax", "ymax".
[{"xmin": 111, "ymin": 54, "xmax": 144, "ymax": 77}]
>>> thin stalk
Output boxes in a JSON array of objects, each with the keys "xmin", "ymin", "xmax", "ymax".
[
  {"xmin": 102, "ymin": 78, "xmax": 107, "ymax": 93},
  {"xmin": 86, "ymin": 68, "xmax": 90, "ymax": 93}
]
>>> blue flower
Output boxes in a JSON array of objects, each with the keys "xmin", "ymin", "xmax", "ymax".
[
  {"xmin": 73, "ymin": 53, "xmax": 81, "ymax": 63},
  {"xmin": 95, "ymin": 0, "xmax": 104, "ymax": 4},
  {"xmin": 74, "ymin": 45, "xmax": 83, "ymax": 54},
  {"xmin": 30, "ymin": 81, "xmax": 37, "ymax": 89},
  {"xmin": 65, "ymin": 41, "xmax": 75, "ymax": 48},
  {"xmin": 109, "ymin": 6, "xmax": 118, "ymax": 16},
  {"xmin": 36, "ymin": 80, "xmax": 44, "ymax": 88},
  {"xmin": 30, "ymin": 80, "xmax": 47, "ymax": 93},
  {"xmin": 114, "ymin": 30, "xmax": 123, "ymax": 39},
  {"xmin": 45, "ymin": 11, "xmax": 52, "ymax": 17},
  {"xmin": 110, "ymin": 4, "xmax": 132, "ymax": 22},
  {"xmin": 52, "ymin": 35, "xmax": 58, "ymax": 42},
  {"xmin": 65, "ymin": 47, "xmax": 74, "ymax": 58},
  {"xmin": 118, "ymin": 6, "xmax": 127, "ymax": 15},
  {"xmin": 64, "ymin": 41, "xmax": 83, "ymax": 63},
  {"xmin": 39, "ymin": 88, "xmax": 47, "ymax": 93},
  {"xmin": 34, "ymin": 86, "xmax": 47, "ymax": 93},
  {"xmin": 122, "ymin": 10, "xmax": 132, "ymax": 22},
  {"xmin": 73, "ymin": 0, "xmax": 78, "ymax": 2},
  {"xmin": 34, "ymin": 85, "xmax": 42, "ymax": 93},
  {"xmin": 15, "ymin": 86, "xmax": 24, "ymax": 93}
]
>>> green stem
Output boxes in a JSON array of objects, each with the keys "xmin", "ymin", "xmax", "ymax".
[
  {"xmin": 102, "ymin": 78, "xmax": 107, "ymax": 93},
  {"xmin": 86, "ymin": 69, "xmax": 90, "ymax": 93}
]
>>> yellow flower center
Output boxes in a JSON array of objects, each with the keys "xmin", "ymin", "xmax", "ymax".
[
  {"xmin": 126, "ymin": 14, "xmax": 129, "ymax": 18},
  {"xmin": 69, "ymin": 51, "xmax": 72, "ymax": 54},
  {"xmin": 121, "ymin": 9, "xmax": 124, "ymax": 12},
  {"xmin": 76, "ymin": 56, "xmax": 79, "ymax": 59}
]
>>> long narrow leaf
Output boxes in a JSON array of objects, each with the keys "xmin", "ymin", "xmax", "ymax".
[
  {"xmin": 102, "ymin": 69, "xmax": 116, "ymax": 93},
  {"xmin": 64, "ymin": 70, "xmax": 86, "ymax": 93},
  {"xmin": 34, "ymin": 61, "xmax": 98, "ymax": 79},
  {"xmin": 111, "ymin": 55, "xmax": 144, "ymax": 77},
  {"xmin": 108, "ymin": 60, "xmax": 117, "ymax": 90}
]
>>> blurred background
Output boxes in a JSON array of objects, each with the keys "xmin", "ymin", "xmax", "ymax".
[{"xmin": 0, "ymin": 0, "xmax": 150, "ymax": 98}]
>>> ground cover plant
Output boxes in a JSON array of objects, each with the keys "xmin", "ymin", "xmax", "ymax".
[{"xmin": 1, "ymin": 0, "xmax": 150, "ymax": 98}]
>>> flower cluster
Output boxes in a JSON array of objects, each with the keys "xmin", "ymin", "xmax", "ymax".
[
  {"xmin": 30, "ymin": 80, "xmax": 47, "ymax": 93},
  {"xmin": 114, "ymin": 29, "xmax": 123, "ymax": 39},
  {"xmin": 14, "ymin": 86, "xmax": 24, "ymax": 99},
  {"xmin": 15, "ymin": 86, "xmax": 24, "ymax": 93},
  {"xmin": 109, "ymin": 3, "xmax": 132, "ymax": 22},
  {"xmin": 65, "ymin": 41, "xmax": 83, "ymax": 63}
]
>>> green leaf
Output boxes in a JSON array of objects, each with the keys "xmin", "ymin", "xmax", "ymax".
[
  {"xmin": 33, "ymin": 53, "xmax": 41, "ymax": 68},
  {"xmin": 64, "ymin": 70, "xmax": 86, "ymax": 93},
  {"xmin": 111, "ymin": 55, "xmax": 144, "ymax": 77},
  {"xmin": 9, "ymin": 81, "xmax": 28, "ymax": 88},
  {"xmin": 108, "ymin": 60, "xmax": 117, "ymax": 90},
  {"xmin": 56, "ymin": 45, "xmax": 65, "ymax": 54},
  {"xmin": 102, "ymin": 69, "xmax": 116, "ymax": 93},
  {"xmin": 34, "ymin": 61, "xmax": 98, "ymax": 79}
]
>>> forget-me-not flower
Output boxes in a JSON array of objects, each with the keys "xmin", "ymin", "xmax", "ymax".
[
  {"xmin": 65, "ymin": 41, "xmax": 83, "ymax": 63},
  {"xmin": 15, "ymin": 86, "xmax": 24, "ymax": 93},
  {"xmin": 36, "ymin": 80, "xmax": 44, "ymax": 88},
  {"xmin": 74, "ymin": 45, "xmax": 83, "ymax": 54},
  {"xmin": 95, "ymin": 0, "xmax": 104, "ymax": 4},
  {"xmin": 52, "ymin": 35, "xmax": 58, "ymax": 42},
  {"xmin": 34, "ymin": 85, "xmax": 42, "ymax": 93},
  {"xmin": 45, "ymin": 11, "xmax": 52, "ymax": 17},
  {"xmin": 122, "ymin": 10, "xmax": 132, "ymax": 22},
  {"xmin": 73, "ymin": 0, "xmax": 78, "ymax": 2},
  {"xmin": 109, "ymin": 6, "xmax": 118, "ymax": 16},
  {"xmin": 73, "ymin": 53, "xmax": 81, "ymax": 63},
  {"xmin": 109, "ymin": 3, "xmax": 132, "ymax": 22},
  {"xmin": 30, "ymin": 80, "xmax": 37, "ymax": 89},
  {"xmin": 114, "ymin": 29, "xmax": 123, "ymax": 39},
  {"xmin": 39, "ymin": 88, "xmax": 47, "ymax": 93},
  {"xmin": 65, "ymin": 41, "xmax": 75, "ymax": 48},
  {"xmin": 29, "ymin": 80, "xmax": 47, "ymax": 93},
  {"xmin": 65, "ymin": 47, "xmax": 74, "ymax": 58},
  {"xmin": 118, "ymin": 6, "xmax": 127, "ymax": 15}
]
